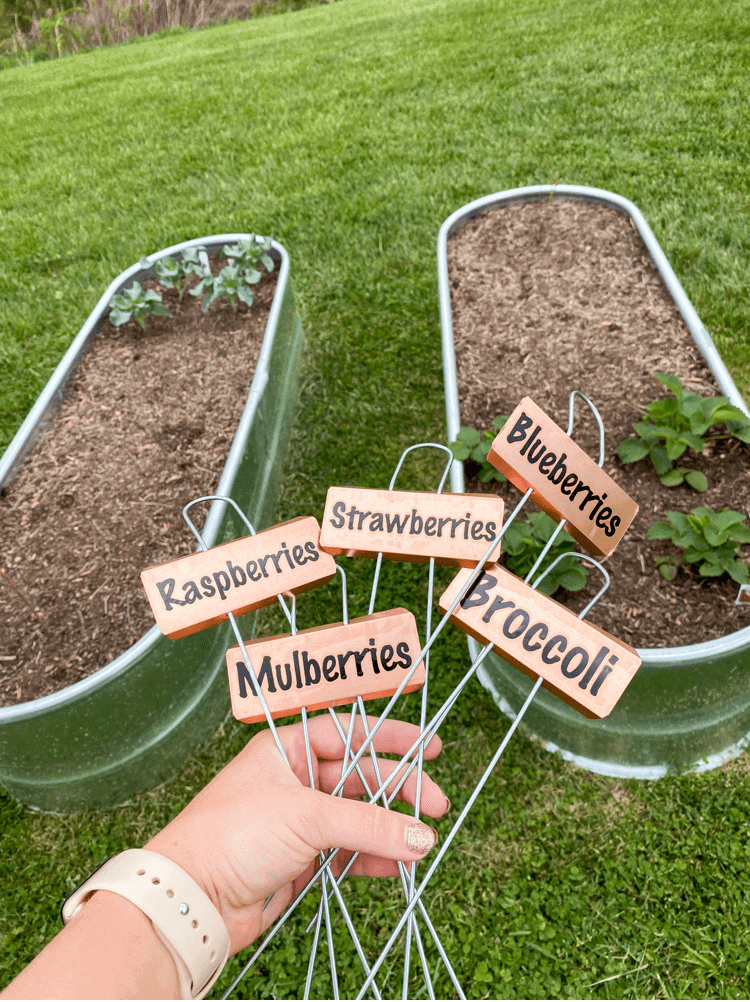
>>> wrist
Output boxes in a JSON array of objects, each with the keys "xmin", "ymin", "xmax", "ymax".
[
  {"xmin": 62, "ymin": 849, "xmax": 231, "ymax": 1000},
  {"xmin": 1, "ymin": 889, "xmax": 180, "ymax": 1000}
]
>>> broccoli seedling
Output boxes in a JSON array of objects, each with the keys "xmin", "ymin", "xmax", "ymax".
[
  {"xmin": 191, "ymin": 262, "xmax": 261, "ymax": 312},
  {"xmin": 108, "ymin": 281, "xmax": 170, "ymax": 330},
  {"xmin": 221, "ymin": 235, "xmax": 275, "ymax": 275},
  {"xmin": 140, "ymin": 248, "xmax": 207, "ymax": 298}
]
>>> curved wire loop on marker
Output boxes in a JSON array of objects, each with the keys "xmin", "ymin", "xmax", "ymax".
[
  {"xmin": 566, "ymin": 389, "xmax": 606, "ymax": 467},
  {"xmin": 388, "ymin": 442, "xmax": 454, "ymax": 493},
  {"xmin": 182, "ymin": 494, "xmax": 256, "ymax": 550},
  {"xmin": 531, "ymin": 551, "xmax": 611, "ymax": 620},
  {"xmin": 370, "ymin": 443, "xmax": 455, "ymax": 615}
]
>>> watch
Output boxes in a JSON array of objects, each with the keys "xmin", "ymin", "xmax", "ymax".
[{"xmin": 62, "ymin": 848, "xmax": 231, "ymax": 1000}]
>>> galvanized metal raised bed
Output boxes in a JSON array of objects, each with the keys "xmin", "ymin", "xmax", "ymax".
[
  {"xmin": 0, "ymin": 235, "xmax": 303, "ymax": 811},
  {"xmin": 439, "ymin": 184, "xmax": 750, "ymax": 778}
]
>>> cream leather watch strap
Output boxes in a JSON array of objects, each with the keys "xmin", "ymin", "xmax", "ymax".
[{"xmin": 62, "ymin": 848, "xmax": 231, "ymax": 1000}]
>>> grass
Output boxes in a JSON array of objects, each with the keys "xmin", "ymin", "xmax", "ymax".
[{"xmin": 1, "ymin": 0, "xmax": 750, "ymax": 996}]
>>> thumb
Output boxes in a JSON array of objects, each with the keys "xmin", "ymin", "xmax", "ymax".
[{"xmin": 304, "ymin": 789, "xmax": 438, "ymax": 862}]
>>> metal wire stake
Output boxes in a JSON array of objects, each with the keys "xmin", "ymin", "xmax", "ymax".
[
  {"xmin": 225, "ymin": 394, "xmax": 608, "ymax": 998},
  {"xmin": 321, "ymin": 487, "xmax": 535, "ymax": 806},
  {"xmin": 182, "ymin": 507, "xmax": 380, "ymax": 1000},
  {"xmin": 323, "ymin": 705, "xmax": 467, "ymax": 1001},
  {"xmin": 368, "ymin": 442, "xmax": 454, "ymax": 1000},
  {"xmin": 282, "ymin": 578, "xmax": 385, "ymax": 1001},
  {"xmin": 354, "ymin": 552, "xmax": 613, "ymax": 1000},
  {"xmin": 301, "ymin": 706, "xmax": 340, "ymax": 1001},
  {"xmin": 351, "ymin": 393, "xmax": 611, "ymax": 995}
]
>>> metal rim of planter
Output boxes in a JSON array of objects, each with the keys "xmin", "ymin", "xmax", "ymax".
[
  {"xmin": 0, "ymin": 235, "xmax": 303, "ymax": 810},
  {"xmin": 439, "ymin": 184, "xmax": 750, "ymax": 779}
]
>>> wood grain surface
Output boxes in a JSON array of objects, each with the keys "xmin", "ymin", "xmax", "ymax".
[
  {"xmin": 226, "ymin": 608, "xmax": 424, "ymax": 723},
  {"xmin": 320, "ymin": 487, "xmax": 505, "ymax": 565},
  {"xmin": 141, "ymin": 516, "xmax": 336, "ymax": 639},
  {"xmin": 439, "ymin": 564, "xmax": 640, "ymax": 718},
  {"xmin": 488, "ymin": 397, "xmax": 638, "ymax": 557}
]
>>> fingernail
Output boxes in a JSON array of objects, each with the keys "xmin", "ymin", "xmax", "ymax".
[
  {"xmin": 444, "ymin": 796, "xmax": 451, "ymax": 813},
  {"xmin": 405, "ymin": 823, "xmax": 438, "ymax": 854}
]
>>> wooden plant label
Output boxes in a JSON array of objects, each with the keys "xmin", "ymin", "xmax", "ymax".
[
  {"xmin": 439, "ymin": 564, "xmax": 640, "ymax": 718},
  {"xmin": 487, "ymin": 397, "xmax": 638, "ymax": 557},
  {"xmin": 141, "ymin": 516, "xmax": 336, "ymax": 639},
  {"xmin": 226, "ymin": 608, "xmax": 424, "ymax": 723},
  {"xmin": 319, "ymin": 487, "xmax": 505, "ymax": 566}
]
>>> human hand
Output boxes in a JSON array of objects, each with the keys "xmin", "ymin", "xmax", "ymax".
[{"xmin": 145, "ymin": 713, "xmax": 448, "ymax": 954}]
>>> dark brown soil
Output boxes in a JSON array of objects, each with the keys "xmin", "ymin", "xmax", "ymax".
[
  {"xmin": 447, "ymin": 199, "xmax": 750, "ymax": 649},
  {"xmin": 0, "ymin": 272, "xmax": 277, "ymax": 706}
]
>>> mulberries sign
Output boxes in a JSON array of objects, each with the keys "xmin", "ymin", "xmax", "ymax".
[{"xmin": 226, "ymin": 608, "xmax": 423, "ymax": 723}]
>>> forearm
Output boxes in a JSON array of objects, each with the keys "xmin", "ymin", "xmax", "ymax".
[{"xmin": 1, "ymin": 890, "xmax": 179, "ymax": 1000}]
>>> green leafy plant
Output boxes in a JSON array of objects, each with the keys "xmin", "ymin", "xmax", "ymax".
[
  {"xmin": 108, "ymin": 281, "xmax": 169, "ymax": 329},
  {"xmin": 647, "ymin": 507, "xmax": 750, "ymax": 583},
  {"xmin": 140, "ymin": 248, "xmax": 206, "ymax": 298},
  {"xmin": 221, "ymin": 235, "xmax": 275, "ymax": 275},
  {"xmin": 503, "ymin": 511, "xmax": 589, "ymax": 596},
  {"xmin": 449, "ymin": 415, "xmax": 508, "ymax": 483},
  {"xmin": 618, "ymin": 372, "xmax": 750, "ymax": 491},
  {"xmin": 190, "ymin": 261, "xmax": 260, "ymax": 312},
  {"xmin": 190, "ymin": 238, "xmax": 274, "ymax": 312}
]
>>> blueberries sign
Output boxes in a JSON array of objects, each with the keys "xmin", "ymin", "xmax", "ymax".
[{"xmin": 488, "ymin": 398, "xmax": 638, "ymax": 557}]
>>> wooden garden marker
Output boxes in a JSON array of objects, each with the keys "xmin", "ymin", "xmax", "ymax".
[
  {"xmin": 227, "ymin": 608, "xmax": 424, "ymax": 723},
  {"xmin": 141, "ymin": 516, "xmax": 336, "ymax": 639},
  {"xmin": 439, "ymin": 564, "xmax": 640, "ymax": 718},
  {"xmin": 487, "ymin": 397, "xmax": 638, "ymax": 557},
  {"xmin": 319, "ymin": 487, "xmax": 505, "ymax": 566}
]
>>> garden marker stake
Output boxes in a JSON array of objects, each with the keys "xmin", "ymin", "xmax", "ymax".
[
  {"xmin": 440, "ymin": 563, "xmax": 640, "ymax": 718},
  {"xmin": 226, "ymin": 608, "xmax": 424, "ymax": 723},
  {"xmin": 488, "ymin": 396, "xmax": 638, "ymax": 556},
  {"xmin": 319, "ymin": 486, "xmax": 505, "ymax": 566},
  {"xmin": 141, "ymin": 515, "xmax": 336, "ymax": 638}
]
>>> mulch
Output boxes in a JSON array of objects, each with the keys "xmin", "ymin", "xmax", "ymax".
[
  {"xmin": 447, "ymin": 198, "xmax": 750, "ymax": 649},
  {"xmin": 0, "ymin": 272, "xmax": 277, "ymax": 706}
]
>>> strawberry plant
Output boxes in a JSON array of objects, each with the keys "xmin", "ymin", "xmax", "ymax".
[
  {"xmin": 647, "ymin": 507, "xmax": 750, "ymax": 583},
  {"xmin": 108, "ymin": 281, "xmax": 169, "ymax": 329},
  {"xmin": 618, "ymin": 372, "xmax": 750, "ymax": 491},
  {"xmin": 450, "ymin": 415, "xmax": 508, "ymax": 483},
  {"xmin": 503, "ymin": 511, "xmax": 589, "ymax": 596}
]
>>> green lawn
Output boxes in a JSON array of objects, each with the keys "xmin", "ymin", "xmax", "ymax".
[{"xmin": 2, "ymin": 0, "xmax": 750, "ymax": 996}]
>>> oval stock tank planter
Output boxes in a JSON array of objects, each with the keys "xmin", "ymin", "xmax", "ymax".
[
  {"xmin": 439, "ymin": 185, "xmax": 750, "ymax": 779},
  {"xmin": 0, "ymin": 235, "xmax": 303, "ymax": 811}
]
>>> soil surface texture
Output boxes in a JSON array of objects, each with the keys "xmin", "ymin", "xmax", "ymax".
[
  {"xmin": 448, "ymin": 199, "xmax": 750, "ymax": 650},
  {"xmin": 0, "ymin": 272, "xmax": 277, "ymax": 706}
]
